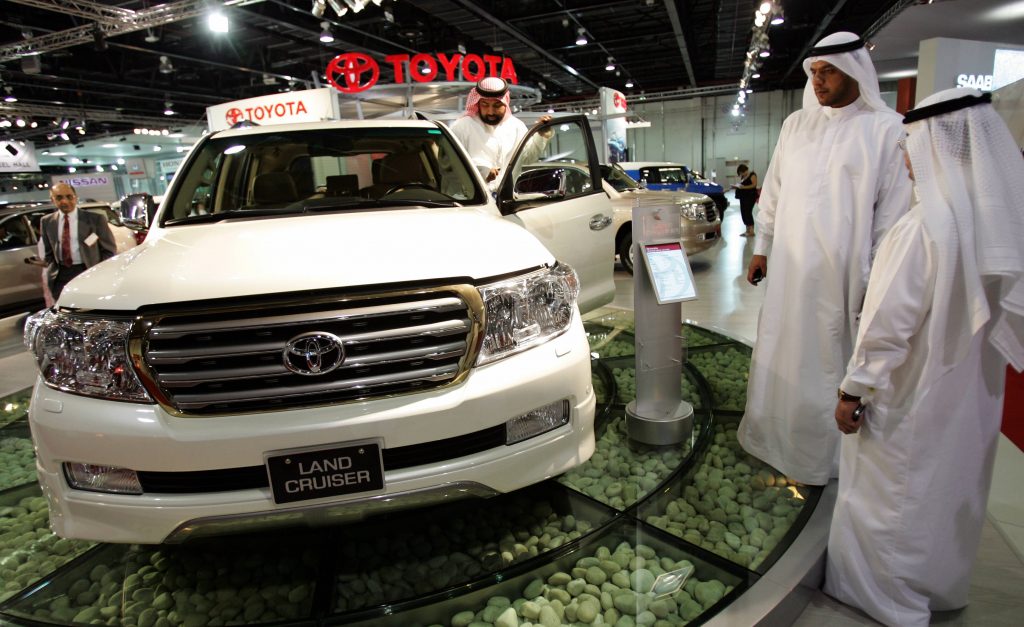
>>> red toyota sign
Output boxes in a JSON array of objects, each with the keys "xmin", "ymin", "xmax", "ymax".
[{"xmin": 327, "ymin": 52, "xmax": 519, "ymax": 94}]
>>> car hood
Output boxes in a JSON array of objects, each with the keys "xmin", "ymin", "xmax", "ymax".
[
  {"xmin": 688, "ymin": 178, "xmax": 724, "ymax": 195},
  {"xmin": 609, "ymin": 186, "xmax": 713, "ymax": 205},
  {"xmin": 56, "ymin": 208, "xmax": 554, "ymax": 311}
]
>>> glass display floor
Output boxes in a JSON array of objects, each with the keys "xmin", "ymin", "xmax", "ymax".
[{"xmin": 0, "ymin": 310, "xmax": 823, "ymax": 626}]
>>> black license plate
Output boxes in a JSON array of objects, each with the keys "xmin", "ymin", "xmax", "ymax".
[{"xmin": 265, "ymin": 440, "xmax": 384, "ymax": 505}]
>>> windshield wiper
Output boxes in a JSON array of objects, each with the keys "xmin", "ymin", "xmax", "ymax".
[
  {"xmin": 302, "ymin": 198, "xmax": 460, "ymax": 211},
  {"xmin": 163, "ymin": 207, "xmax": 302, "ymax": 226}
]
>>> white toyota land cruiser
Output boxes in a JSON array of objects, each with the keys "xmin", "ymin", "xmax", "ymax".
[{"xmin": 25, "ymin": 116, "xmax": 615, "ymax": 544}]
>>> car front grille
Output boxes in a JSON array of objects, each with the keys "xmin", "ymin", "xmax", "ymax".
[{"xmin": 131, "ymin": 285, "xmax": 483, "ymax": 416}]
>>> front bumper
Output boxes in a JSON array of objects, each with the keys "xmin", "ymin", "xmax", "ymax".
[{"xmin": 29, "ymin": 315, "xmax": 596, "ymax": 544}]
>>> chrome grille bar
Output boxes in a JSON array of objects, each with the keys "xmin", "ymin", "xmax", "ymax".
[
  {"xmin": 148, "ymin": 297, "xmax": 466, "ymax": 339},
  {"xmin": 172, "ymin": 364, "xmax": 460, "ymax": 409}
]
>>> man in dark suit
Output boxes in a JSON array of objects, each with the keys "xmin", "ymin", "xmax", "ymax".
[{"xmin": 40, "ymin": 182, "xmax": 117, "ymax": 299}]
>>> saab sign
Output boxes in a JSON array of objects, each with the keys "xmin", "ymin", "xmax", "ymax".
[
  {"xmin": 206, "ymin": 88, "xmax": 340, "ymax": 132},
  {"xmin": 956, "ymin": 73, "xmax": 993, "ymax": 90},
  {"xmin": 326, "ymin": 52, "xmax": 519, "ymax": 94}
]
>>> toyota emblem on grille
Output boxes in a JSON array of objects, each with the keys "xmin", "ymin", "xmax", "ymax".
[{"xmin": 283, "ymin": 332, "xmax": 346, "ymax": 376}]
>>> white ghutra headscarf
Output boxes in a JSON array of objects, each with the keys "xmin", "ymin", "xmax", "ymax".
[
  {"xmin": 801, "ymin": 31, "xmax": 888, "ymax": 112},
  {"xmin": 904, "ymin": 87, "xmax": 1024, "ymax": 371}
]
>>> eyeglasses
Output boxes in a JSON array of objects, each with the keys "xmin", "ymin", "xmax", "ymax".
[{"xmin": 896, "ymin": 136, "xmax": 907, "ymax": 151}]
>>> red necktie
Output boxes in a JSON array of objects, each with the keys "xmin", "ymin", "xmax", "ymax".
[{"xmin": 61, "ymin": 214, "xmax": 73, "ymax": 267}]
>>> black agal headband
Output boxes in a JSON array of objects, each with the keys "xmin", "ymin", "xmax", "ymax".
[
  {"xmin": 806, "ymin": 37, "xmax": 865, "ymax": 58},
  {"xmin": 902, "ymin": 92, "xmax": 992, "ymax": 124}
]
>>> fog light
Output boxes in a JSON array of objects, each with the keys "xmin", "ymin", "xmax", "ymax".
[
  {"xmin": 505, "ymin": 400, "xmax": 570, "ymax": 444},
  {"xmin": 64, "ymin": 463, "xmax": 143, "ymax": 494}
]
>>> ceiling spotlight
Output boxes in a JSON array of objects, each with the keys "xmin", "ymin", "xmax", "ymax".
[
  {"xmin": 770, "ymin": 11, "xmax": 785, "ymax": 25},
  {"xmin": 311, "ymin": 0, "xmax": 326, "ymax": 18},
  {"xmin": 327, "ymin": 0, "xmax": 348, "ymax": 17},
  {"xmin": 2, "ymin": 87, "xmax": 15, "ymax": 103},
  {"xmin": 159, "ymin": 55, "xmax": 174, "ymax": 74},
  {"xmin": 752, "ymin": 72, "xmax": 761, "ymax": 79},
  {"xmin": 759, "ymin": 2, "xmax": 772, "ymax": 15},
  {"xmin": 144, "ymin": 28, "xmax": 160, "ymax": 43},
  {"xmin": 30, "ymin": 120, "xmax": 38, "ymax": 128},
  {"xmin": 208, "ymin": 10, "xmax": 229, "ymax": 33},
  {"xmin": 625, "ymin": 79, "xmax": 634, "ymax": 88},
  {"xmin": 15, "ymin": 117, "xmax": 25, "ymax": 128},
  {"xmin": 59, "ymin": 132, "xmax": 70, "ymax": 141},
  {"xmin": 164, "ymin": 101, "xmax": 175, "ymax": 116},
  {"xmin": 575, "ymin": 28, "xmax": 588, "ymax": 46},
  {"xmin": 758, "ymin": 49, "xmax": 771, "ymax": 58},
  {"xmin": 605, "ymin": 57, "xmax": 615, "ymax": 71},
  {"xmin": 319, "ymin": 21, "xmax": 334, "ymax": 43}
]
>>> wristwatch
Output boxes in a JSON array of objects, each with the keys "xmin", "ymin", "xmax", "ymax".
[{"xmin": 837, "ymin": 389, "xmax": 861, "ymax": 402}]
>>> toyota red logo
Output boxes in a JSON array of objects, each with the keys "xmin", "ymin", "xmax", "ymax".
[
  {"xmin": 225, "ymin": 108, "xmax": 244, "ymax": 125},
  {"xmin": 327, "ymin": 53, "xmax": 380, "ymax": 94}
]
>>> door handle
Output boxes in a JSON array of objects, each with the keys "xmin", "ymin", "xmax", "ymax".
[{"xmin": 589, "ymin": 214, "xmax": 612, "ymax": 230}]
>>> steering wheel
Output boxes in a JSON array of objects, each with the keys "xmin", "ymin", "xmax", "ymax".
[{"xmin": 381, "ymin": 182, "xmax": 435, "ymax": 196}]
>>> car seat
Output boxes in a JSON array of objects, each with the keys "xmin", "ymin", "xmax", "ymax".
[
  {"xmin": 361, "ymin": 152, "xmax": 427, "ymax": 199},
  {"xmin": 252, "ymin": 172, "xmax": 299, "ymax": 207}
]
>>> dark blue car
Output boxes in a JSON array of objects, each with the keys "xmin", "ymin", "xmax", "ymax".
[{"xmin": 616, "ymin": 161, "xmax": 729, "ymax": 213}]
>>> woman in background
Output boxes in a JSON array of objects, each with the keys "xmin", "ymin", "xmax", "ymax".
[{"xmin": 733, "ymin": 164, "xmax": 757, "ymax": 237}]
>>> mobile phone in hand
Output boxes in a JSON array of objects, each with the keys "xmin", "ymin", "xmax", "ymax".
[
  {"xmin": 752, "ymin": 268, "xmax": 764, "ymax": 284},
  {"xmin": 851, "ymin": 404, "xmax": 865, "ymax": 422}
]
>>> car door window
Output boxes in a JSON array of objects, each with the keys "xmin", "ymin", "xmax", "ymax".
[
  {"xmin": 499, "ymin": 117, "xmax": 600, "ymax": 213},
  {"xmin": 0, "ymin": 215, "xmax": 32, "ymax": 250},
  {"xmin": 640, "ymin": 167, "xmax": 658, "ymax": 183}
]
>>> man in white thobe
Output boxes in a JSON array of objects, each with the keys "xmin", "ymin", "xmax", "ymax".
[
  {"xmin": 450, "ymin": 77, "xmax": 550, "ymax": 187},
  {"xmin": 737, "ymin": 32, "xmax": 912, "ymax": 485},
  {"xmin": 826, "ymin": 88, "xmax": 1024, "ymax": 627}
]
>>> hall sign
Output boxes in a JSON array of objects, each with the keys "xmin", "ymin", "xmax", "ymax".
[
  {"xmin": 0, "ymin": 140, "xmax": 41, "ymax": 173},
  {"xmin": 206, "ymin": 88, "xmax": 340, "ymax": 132},
  {"xmin": 956, "ymin": 73, "xmax": 993, "ymax": 90},
  {"xmin": 326, "ymin": 52, "xmax": 519, "ymax": 94}
]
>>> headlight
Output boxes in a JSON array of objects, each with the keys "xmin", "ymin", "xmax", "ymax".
[
  {"xmin": 29, "ymin": 310, "xmax": 152, "ymax": 403},
  {"xmin": 678, "ymin": 201, "xmax": 706, "ymax": 221},
  {"xmin": 477, "ymin": 263, "xmax": 580, "ymax": 365}
]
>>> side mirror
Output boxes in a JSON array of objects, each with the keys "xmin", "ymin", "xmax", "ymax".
[
  {"xmin": 513, "ymin": 168, "xmax": 567, "ymax": 202},
  {"xmin": 119, "ymin": 193, "xmax": 156, "ymax": 229}
]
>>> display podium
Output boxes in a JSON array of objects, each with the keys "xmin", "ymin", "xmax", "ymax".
[{"xmin": 625, "ymin": 195, "xmax": 696, "ymax": 445}]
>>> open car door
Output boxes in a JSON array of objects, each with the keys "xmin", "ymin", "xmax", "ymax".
[{"xmin": 496, "ymin": 115, "xmax": 615, "ymax": 314}]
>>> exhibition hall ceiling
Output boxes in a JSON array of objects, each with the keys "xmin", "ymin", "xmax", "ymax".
[{"xmin": 0, "ymin": 0, "xmax": 1022, "ymax": 160}]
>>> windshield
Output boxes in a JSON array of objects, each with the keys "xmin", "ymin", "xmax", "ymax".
[
  {"xmin": 601, "ymin": 165, "xmax": 640, "ymax": 192},
  {"xmin": 162, "ymin": 126, "xmax": 483, "ymax": 224}
]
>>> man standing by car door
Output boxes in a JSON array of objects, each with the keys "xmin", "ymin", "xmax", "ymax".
[
  {"xmin": 736, "ymin": 31, "xmax": 912, "ymax": 486},
  {"xmin": 450, "ymin": 77, "xmax": 551, "ymax": 187},
  {"xmin": 41, "ymin": 182, "xmax": 117, "ymax": 299}
]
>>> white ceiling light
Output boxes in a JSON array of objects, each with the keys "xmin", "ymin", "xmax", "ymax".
[
  {"xmin": 327, "ymin": 0, "xmax": 348, "ymax": 17},
  {"xmin": 164, "ymin": 101, "xmax": 175, "ymax": 116},
  {"xmin": 158, "ymin": 55, "xmax": 174, "ymax": 74},
  {"xmin": 575, "ymin": 28, "xmax": 588, "ymax": 46},
  {"xmin": 208, "ymin": 11, "xmax": 229, "ymax": 33},
  {"xmin": 605, "ymin": 57, "xmax": 615, "ymax": 71},
  {"xmin": 625, "ymin": 79, "xmax": 634, "ymax": 88},
  {"xmin": 144, "ymin": 28, "xmax": 159, "ymax": 43},
  {"xmin": 759, "ymin": 2, "xmax": 772, "ymax": 15},
  {"xmin": 319, "ymin": 21, "xmax": 334, "ymax": 43}
]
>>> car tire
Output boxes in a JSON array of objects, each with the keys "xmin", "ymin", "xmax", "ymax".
[{"xmin": 618, "ymin": 232, "xmax": 635, "ymax": 274}]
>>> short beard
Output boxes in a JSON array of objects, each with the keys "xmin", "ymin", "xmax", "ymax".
[{"xmin": 480, "ymin": 112, "xmax": 503, "ymax": 126}]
